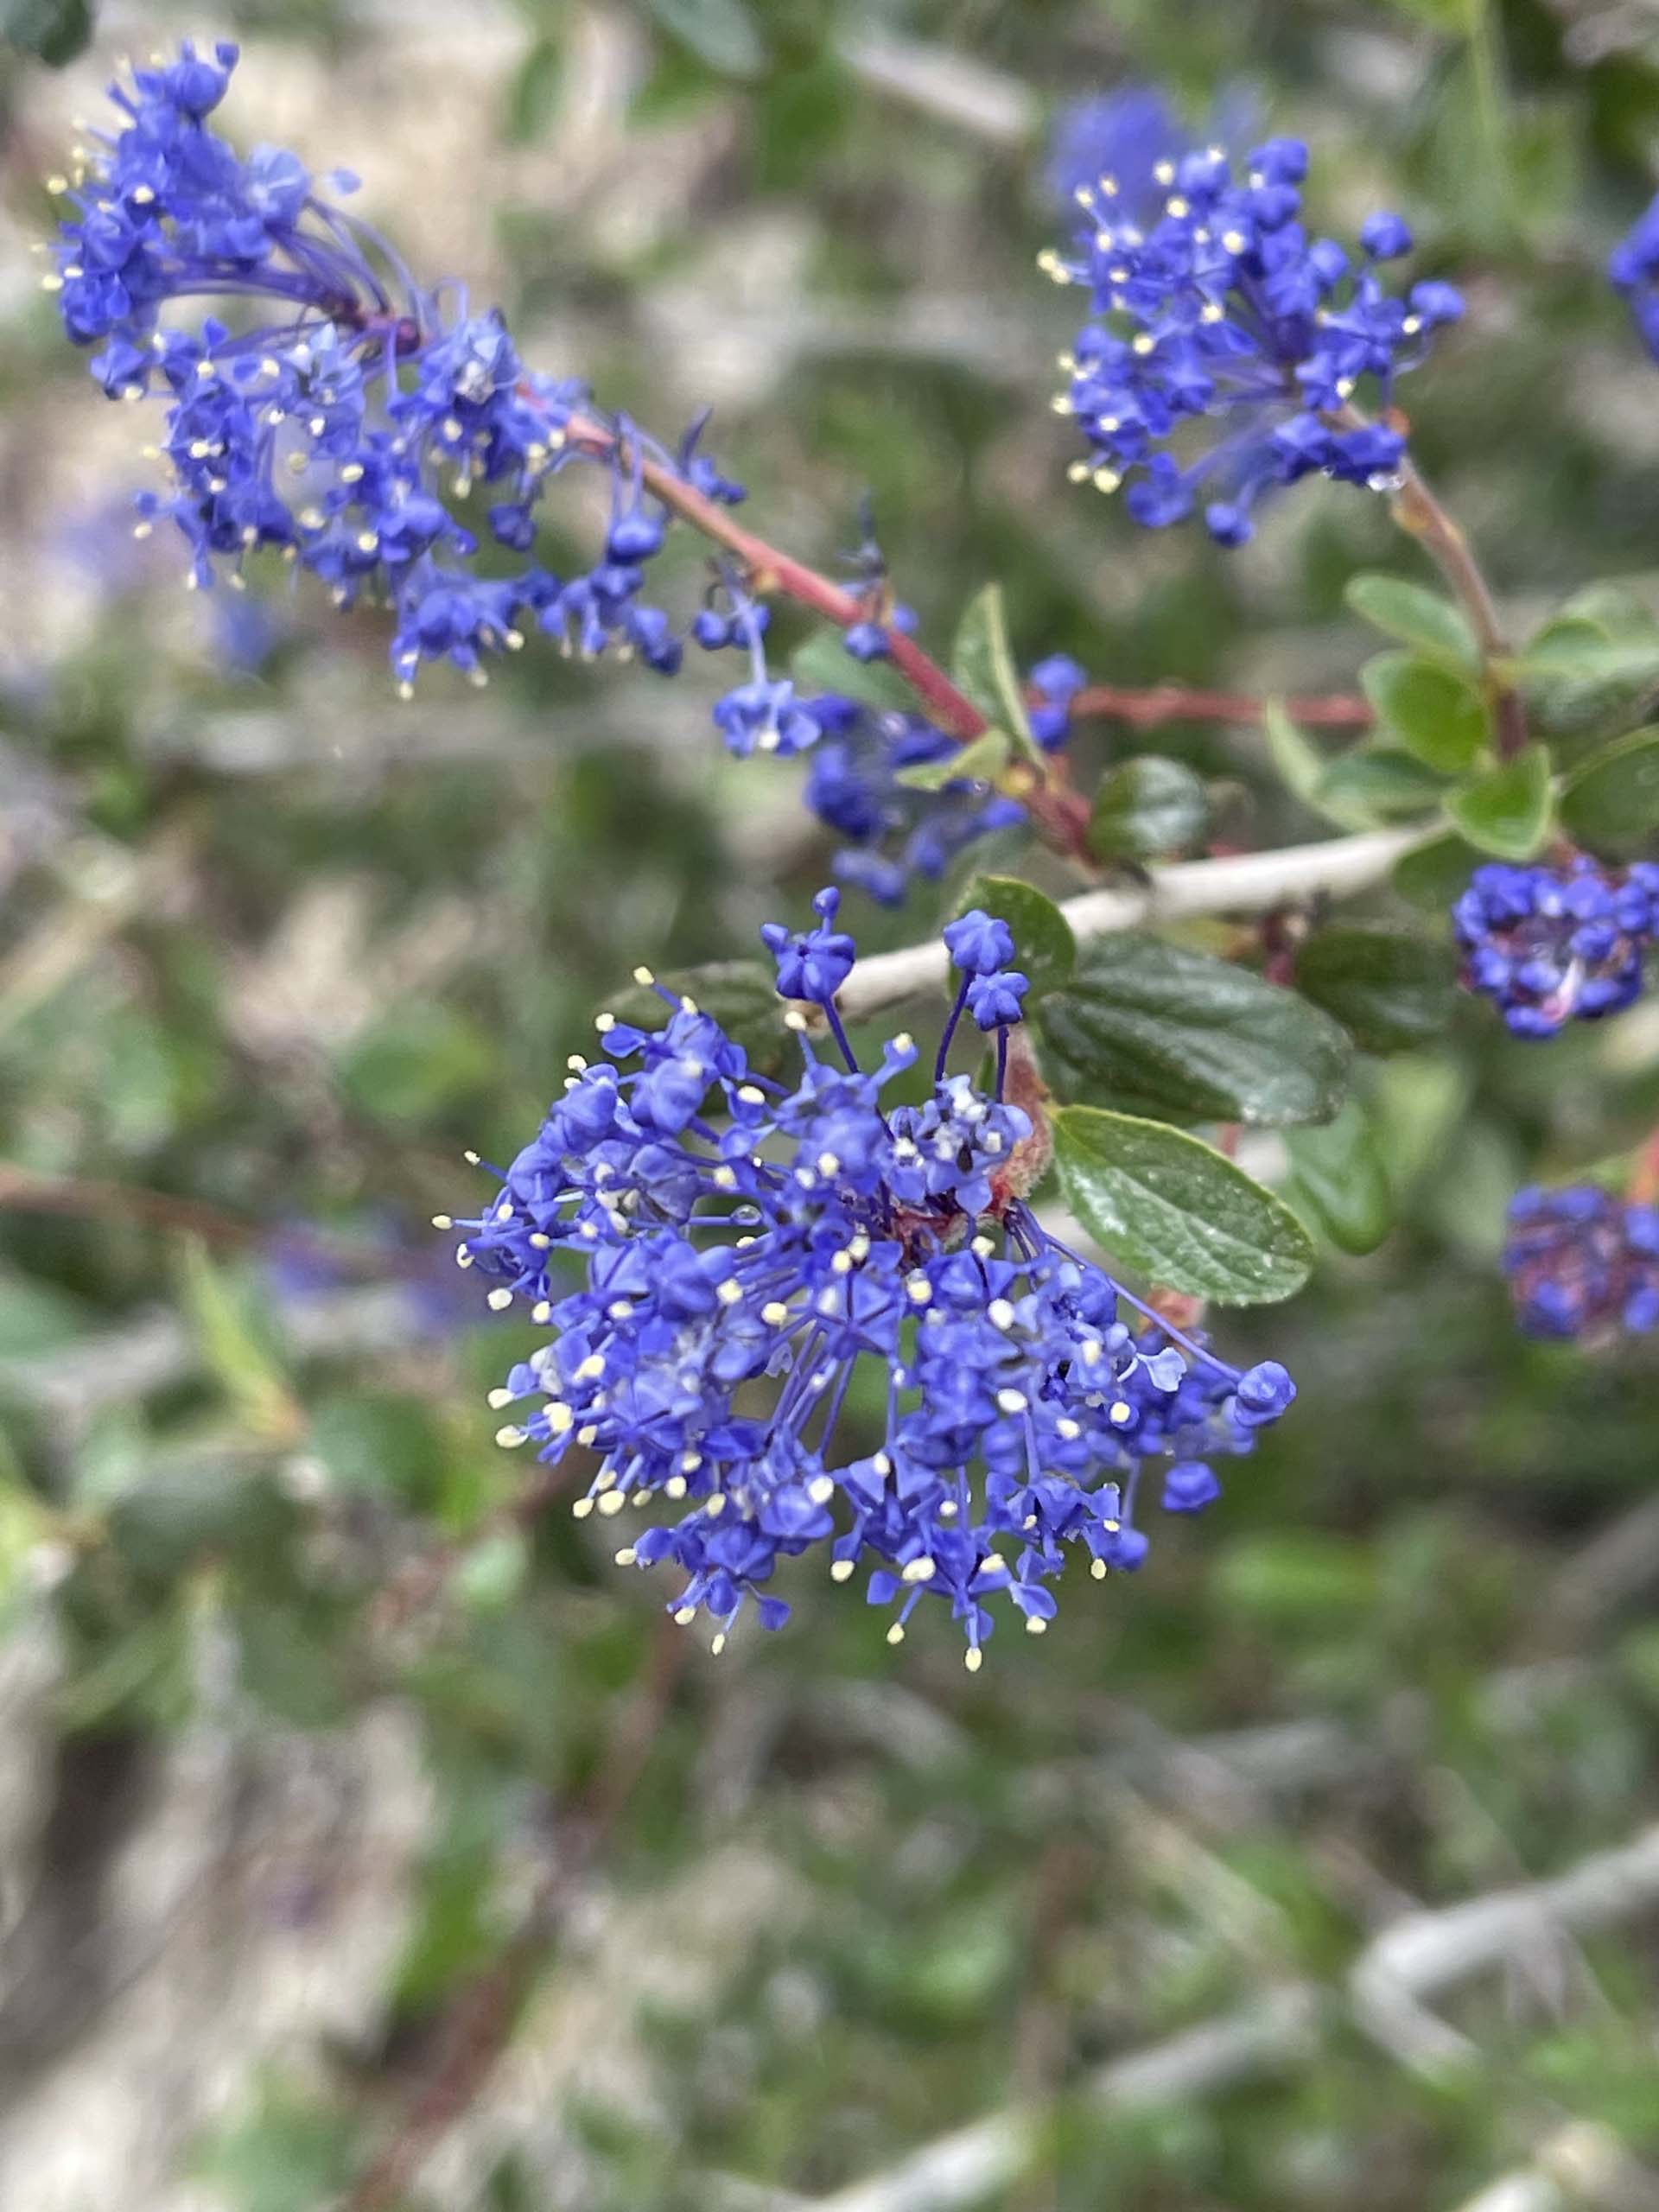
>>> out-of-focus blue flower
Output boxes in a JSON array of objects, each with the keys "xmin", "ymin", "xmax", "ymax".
[
  {"xmin": 1027, "ymin": 653, "xmax": 1087, "ymax": 750},
  {"xmin": 1041, "ymin": 121, "xmax": 1461, "ymax": 543},
  {"xmin": 1453, "ymin": 857, "xmax": 1659, "ymax": 1038},
  {"xmin": 803, "ymin": 697, "xmax": 1027, "ymax": 906},
  {"xmin": 449, "ymin": 899, "xmax": 1294, "ymax": 1661},
  {"xmin": 1609, "ymin": 196, "xmax": 1659, "ymax": 361},
  {"xmin": 47, "ymin": 43, "xmax": 742, "ymax": 694},
  {"xmin": 1503, "ymin": 1185, "xmax": 1659, "ymax": 1338}
]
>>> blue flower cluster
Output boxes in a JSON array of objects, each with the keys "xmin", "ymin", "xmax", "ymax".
[
  {"xmin": 1503, "ymin": 1185, "xmax": 1659, "ymax": 1339},
  {"xmin": 1453, "ymin": 857, "xmax": 1659, "ymax": 1038},
  {"xmin": 1609, "ymin": 196, "xmax": 1659, "ymax": 361},
  {"xmin": 46, "ymin": 42, "xmax": 1063, "ymax": 906},
  {"xmin": 446, "ymin": 893, "xmax": 1294, "ymax": 1661},
  {"xmin": 47, "ymin": 41, "xmax": 747, "ymax": 695},
  {"xmin": 1043, "ymin": 128, "xmax": 1462, "ymax": 543}
]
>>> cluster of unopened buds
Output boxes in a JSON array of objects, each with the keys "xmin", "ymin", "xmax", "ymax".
[{"xmin": 442, "ymin": 895, "xmax": 1294, "ymax": 1660}]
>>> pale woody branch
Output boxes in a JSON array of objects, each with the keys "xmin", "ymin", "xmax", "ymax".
[{"xmin": 832, "ymin": 825, "xmax": 1433, "ymax": 1026}]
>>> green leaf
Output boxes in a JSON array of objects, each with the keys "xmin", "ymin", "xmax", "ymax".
[
  {"xmin": 1285, "ymin": 1102, "xmax": 1394, "ymax": 1256},
  {"xmin": 646, "ymin": 0, "xmax": 765, "ymax": 78},
  {"xmin": 1314, "ymin": 747, "xmax": 1449, "ymax": 824},
  {"xmin": 791, "ymin": 626, "xmax": 918, "ymax": 716},
  {"xmin": 503, "ymin": 35, "xmax": 563, "ymax": 143},
  {"xmin": 1559, "ymin": 727, "xmax": 1659, "ymax": 855},
  {"xmin": 1516, "ymin": 621, "xmax": 1659, "ymax": 736},
  {"xmin": 893, "ymin": 727, "xmax": 1011, "ymax": 791},
  {"xmin": 1087, "ymin": 756, "xmax": 1211, "ymax": 861},
  {"xmin": 1345, "ymin": 574, "xmax": 1478, "ymax": 671},
  {"xmin": 950, "ymin": 874, "xmax": 1075, "ymax": 998},
  {"xmin": 950, "ymin": 584, "xmax": 1034, "ymax": 749},
  {"xmin": 178, "ymin": 1242, "xmax": 296, "ymax": 1445},
  {"xmin": 3, "ymin": 0, "xmax": 92, "ymax": 65},
  {"xmin": 1294, "ymin": 925, "xmax": 1459, "ymax": 1054},
  {"xmin": 1052, "ymin": 1106, "xmax": 1315, "ymax": 1305},
  {"xmin": 1035, "ymin": 934, "xmax": 1351, "ymax": 1128},
  {"xmin": 1445, "ymin": 743, "xmax": 1554, "ymax": 859},
  {"xmin": 1262, "ymin": 700, "xmax": 1368, "ymax": 829},
  {"xmin": 605, "ymin": 958, "xmax": 791, "ymax": 1073},
  {"xmin": 1391, "ymin": 831, "xmax": 1484, "ymax": 912},
  {"xmin": 1360, "ymin": 652, "xmax": 1490, "ymax": 773}
]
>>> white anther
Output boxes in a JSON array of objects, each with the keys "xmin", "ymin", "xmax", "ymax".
[{"xmin": 901, "ymin": 1556, "xmax": 937, "ymax": 1584}]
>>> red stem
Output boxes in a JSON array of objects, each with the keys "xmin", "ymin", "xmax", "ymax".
[
  {"xmin": 556, "ymin": 410, "xmax": 1102, "ymax": 856},
  {"xmin": 1070, "ymin": 683, "xmax": 1370, "ymax": 731}
]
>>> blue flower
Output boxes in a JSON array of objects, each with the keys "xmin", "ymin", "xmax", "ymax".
[
  {"xmin": 1503, "ymin": 1185, "xmax": 1659, "ymax": 1339},
  {"xmin": 1042, "ymin": 130, "xmax": 1461, "ymax": 543},
  {"xmin": 47, "ymin": 45, "xmax": 743, "ymax": 693},
  {"xmin": 1027, "ymin": 653, "xmax": 1087, "ymax": 751},
  {"xmin": 942, "ymin": 909, "xmax": 1016, "ymax": 975},
  {"xmin": 1453, "ymin": 858, "xmax": 1659, "ymax": 1037},
  {"xmin": 1610, "ymin": 196, "xmax": 1659, "ymax": 361},
  {"xmin": 448, "ymin": 899, "xmax": 1295, "ymax": 1662}
]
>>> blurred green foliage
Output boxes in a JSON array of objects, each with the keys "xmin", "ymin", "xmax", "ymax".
[{"xmin": 4, "ymin": 2, "xmax": 1659, "ymax": 2208}]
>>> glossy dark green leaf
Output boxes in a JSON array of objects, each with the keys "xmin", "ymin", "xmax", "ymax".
[
  {"xmin": 1087, "ymin": 755, "xmax": 1210, "ymax": 861},
  {"xmin": 1559, "ymin": 727, "xmax": 1659, "ymax": 855},
  {"xmin": 1360, "ymin": 651, "xmax": 1489, "ymax": 773},
  {"xmin": 1314, "ymin": 747, "xmax": 1449, "ymax": 824},
  {"xmin": 950, "ymin": 874, "xmax": 1075, "ymax": 998},
  {"xmin": 950, "ymin": 584, "xmax": 1033, "ymax": 748},
  {"xmin": 1345, "ymin": 574, "xmax": 1478, "ymax": 670},
  {"xmin": 646, "ymin": 0, "xmax": 765, "ymax": 77},
  {"xmin": 1285, "ymin": 1102, "xmax": 1395, "ymax": 1256},
  {"xmin": 1035, "ymin": 934, "xmax": 1351, "ymax": 1128},
  {"xmin": 792, "ymin": 626, "xmax": 917, "ymax": 715},
  {"xmin": 1294, "ymin": 925, "xmax": 1459, "ymax": 1054},
  {"xmin": 3, "ymin": 0, "xmax": 92, "ymax": 64},
  {"xmin": 1445, "ymin": 743, "xmax": 1554, "ymax": 859},
  {"xmin": 1052, "ymin": 1106, "xmax": 1315, "ymax": 1305},
  {"xmin": 605, "ymin": 959, "xmax": 791, "ymax": 1073}
]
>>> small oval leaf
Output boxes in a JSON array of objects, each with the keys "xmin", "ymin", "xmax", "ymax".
[
  {"xmin": 1360, "ymin": 651, "xmax": 1490, "ymax": 773},
  {"xmin": 1345, "ymin": 574, "xmax": 1478, "ymax": 670},
  {"xmin": 1035, "ymin": 934, "xmax": 1351, "ymax": 1128},
  {"xmin": 1087, "ymin": 755, "xmax": 1211, "ymax": 861},
  {"xmin": 1052, "ymin": 1105, "xmax": 1315, "ymax": 1305},
  {"xmin": 1444, "ymin": 743, "xmax": 1554, "ymax": 860}
]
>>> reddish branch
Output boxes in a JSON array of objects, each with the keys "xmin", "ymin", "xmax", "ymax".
[{"xmin": 1071, "ymin": 683, "xmax": 1370, "ymax": 731}]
